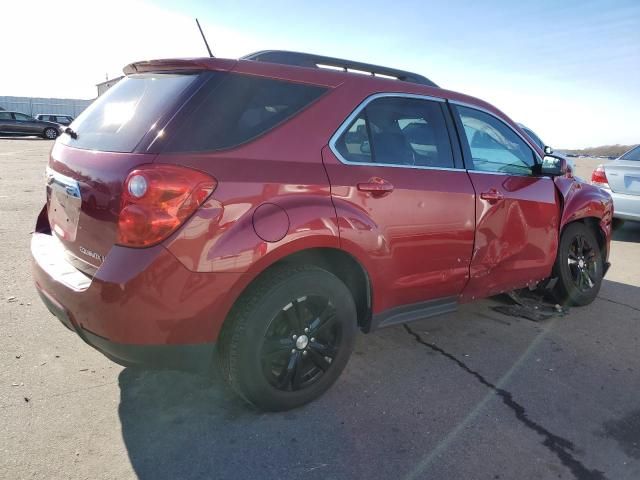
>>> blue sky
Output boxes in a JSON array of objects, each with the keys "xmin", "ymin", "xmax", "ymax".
[{"xmin": 3, "ymin": 0, "xmax": 639, "ymax": 147}]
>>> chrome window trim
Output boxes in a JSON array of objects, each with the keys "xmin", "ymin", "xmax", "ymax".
[
  {"xmin": 449, "ymin": 100, "xmax": 543, "ymax": 164},
  {"xmin": 469, "ymin": 170, "xmax": 552, "ymax": 180},
  {"xmin": 328, "ymin": 92, "xmax": 461, "ymax": 172}
]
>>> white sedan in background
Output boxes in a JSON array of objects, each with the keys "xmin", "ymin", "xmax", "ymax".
[{"xmin": 591, "ymin": 144, "xmax": 640, "ymax": 227}]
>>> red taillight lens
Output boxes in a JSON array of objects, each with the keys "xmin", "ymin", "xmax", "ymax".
[
  {"xmin": 591, "ymin": 164, "xmax": 609, "ymax": 188},
  {"xmin": 117, "ymin": 164, "xmax": 216, "ymax": 247}
]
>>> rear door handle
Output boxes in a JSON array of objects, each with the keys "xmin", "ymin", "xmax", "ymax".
[
  {"xmin": 480, "ymin": 189, "xmax": 504, "ymax": 203},
  {"xmin": 357, "ymin": 178, "xmax": 394, "ymax": 196}
]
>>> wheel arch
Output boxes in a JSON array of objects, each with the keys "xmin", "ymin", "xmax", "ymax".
[{"xmin": 226, "ymin": 246, "xmax": 373, "ymax": 335}]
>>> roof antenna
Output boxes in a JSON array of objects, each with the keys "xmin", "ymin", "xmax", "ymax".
[{"xmin": 195, "ymin": 18, "xmax": 214, "ymax": 58}]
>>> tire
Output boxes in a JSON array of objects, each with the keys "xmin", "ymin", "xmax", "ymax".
[
  {"xmin": 612, "ymin": 218, "xmax": 625, "ymax": 231},
  {"xmin": 43, "ymin": 127, "xmax": 58, "ymax": 140},
  {"xmin": 552, "ymin": 222, "xmax": 603, "ymax": 306},
  {"xmin": 218, "ymin": 264, "xmax": 357, "ymax": 411}
]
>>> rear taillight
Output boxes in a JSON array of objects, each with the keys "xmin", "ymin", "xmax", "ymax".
[
  {"xmin": 117, "ymin": 164, "xmax": 216, "ymax": 247},
  {"xmin": 591, "ymin": 164, "xmax": 609, "ymax": 188}
]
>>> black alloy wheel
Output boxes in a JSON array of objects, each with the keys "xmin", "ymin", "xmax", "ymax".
[
  {"xmin": 261, "ymin": 295, "xmax": 340, "ymax": 392},
  {"xmin": 553, "ymin": 222, "xmax": 603, "ymax": 306},
  {"xmin": 567, "ymin": 234, "xmax": 598, "ymax": 292},
  {"xmin": 218, "ymin": 264, "xmax": 357, "ymax": 411}
]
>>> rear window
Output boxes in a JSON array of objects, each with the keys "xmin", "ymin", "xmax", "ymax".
[
  {"xmin": 621, "ymin": 145, "xmax": 640, "ymax": 161},
  {"xmin": 59, "ymin": 73, "xmax": 199, "ymax": 153},
  {"xmin": 162, "ymin": 74, "xmax": 328, "ymax": 152}
]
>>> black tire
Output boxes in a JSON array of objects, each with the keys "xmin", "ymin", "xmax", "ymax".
[
  {"xmin": 218, "ymin": 264, "xmax": 357, "ymax": 411},
  {"xmin": 612, "ymin": 218, "xmax": 625, "ymax": 231},
  {"xmin": 552, "ymin": 222, "xmax": 603, "ymax": 306},
  {"xmin": 43, "ymin": 127, "xmax": 58, "ymax": 140}
]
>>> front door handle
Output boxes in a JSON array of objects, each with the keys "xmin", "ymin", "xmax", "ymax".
[
  {"xmin": 480, "ymin": 189, "xmax": 504, "ymax": 203},
  {"xmin": 357, "ymin": 177, "xmax": 394, "ymax": 197}
]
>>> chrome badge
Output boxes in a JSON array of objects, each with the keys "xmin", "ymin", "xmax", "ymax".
[{"xmin": 79, "ymin": 246, "xmax": 105, "ymax": 263}]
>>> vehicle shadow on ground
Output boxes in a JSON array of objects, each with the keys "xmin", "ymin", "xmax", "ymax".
[
  {"xmin": 613, "ymin": 221, "xmax": 640, "ymax": 243},
  {"xmin": 117, "ymin": 362, "xmax": 373, "ymax": 480},
  {"xmin": 117, "ymin": 279, "xmax": 640, "ymax": 480}
]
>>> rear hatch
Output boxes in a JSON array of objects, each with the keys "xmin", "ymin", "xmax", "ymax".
[
  {"xmin": 605, "ymin": 146, "xmax": 640, "ymax": 196},
  {"xmin": 46, "ymin": 71, "xmax": 205, "ymax": 274}
]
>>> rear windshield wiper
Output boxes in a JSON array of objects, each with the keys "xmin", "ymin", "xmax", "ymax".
[{"xmin": 63, "ymin": 127, "xmax": 78, "ymax": 139}]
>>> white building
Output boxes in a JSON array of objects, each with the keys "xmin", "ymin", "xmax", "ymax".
[{"xmin": 96, "ymin": 76, "xmax": 123, "ymax": 96}]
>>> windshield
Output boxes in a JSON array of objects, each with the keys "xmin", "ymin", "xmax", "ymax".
[
  {"xmin": 521, "ymin": 126, "xmax": 545, "ymax": 150},
  {"xmin": 59, "ymin": 73, "xmax": 199, "ymax": 153}
]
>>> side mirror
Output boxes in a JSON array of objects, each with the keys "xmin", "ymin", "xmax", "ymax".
[
  {"xmin": 544, "ymin": 145, "xmax": 553, "ymax": 155},
  {"xmin": 537, "ymin": 154, "xmax": 568, "ymax": 177},
  {"xmin": 360, "ymin": 140, "xmax": 371, "ymax": 154}
]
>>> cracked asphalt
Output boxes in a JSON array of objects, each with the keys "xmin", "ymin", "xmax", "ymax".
[{"xmin": 2, "ymin": 139, "xmax": 640, "ymax": 480}]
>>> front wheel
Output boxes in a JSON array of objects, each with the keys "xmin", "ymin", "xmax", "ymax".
[
  {"xmin": 218, "ymin": 264, "xmax": 357, "ymax": 411},
  {"xmin": 552, "ymin": 222, "xmax": 603, "ymax": 306}
]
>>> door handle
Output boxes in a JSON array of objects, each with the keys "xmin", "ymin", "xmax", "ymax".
[
  {"xmin": 357, "ymin": 177, "xmax": 394, "ymax": 196},
  {"xmin": 480, "ymin": 189, "xmax": 504, "ymax": 203}
]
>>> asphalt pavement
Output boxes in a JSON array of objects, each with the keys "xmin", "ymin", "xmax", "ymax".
[{"xmin": 1, "ymin": 139, "xmax": 639, "ymax": 480}]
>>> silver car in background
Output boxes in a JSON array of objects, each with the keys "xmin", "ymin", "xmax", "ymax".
[{"xmin": 591, "ymin": 145, "xmax": 640, "ymax": 225}]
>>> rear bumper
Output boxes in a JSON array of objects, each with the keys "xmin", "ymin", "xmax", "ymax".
[
  {"xmin": 36, "ymin": 287, "xmax": 213, "ymax": 370},
  {"xmin": 32, "ymin": 232, "xmax": 247, "ymax": 370},
  {"xmin": 610, "ymin": 190, "xmax": 640, "ymax": 221}
]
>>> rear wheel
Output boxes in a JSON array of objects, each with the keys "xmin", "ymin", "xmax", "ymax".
[
  {"xmin": 552, "ymin": 222, "xmax": 603, "ymax": 306},
  {"xmin": 218, "ymin": 264, "xmax": 357, "ymax": 411},
  {"xmin": 43, "ymin": 128, "xmax": 58, "ymax": 140}
]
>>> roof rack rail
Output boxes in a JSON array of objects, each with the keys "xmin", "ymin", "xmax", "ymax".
[{"xmin": 242, "ymin": 50, "xmax": 438, "ymax": 88}]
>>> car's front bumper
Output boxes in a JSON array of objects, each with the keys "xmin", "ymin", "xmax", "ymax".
[
  {"xmin": 31, "ymin": 231, "xmax": 245, "ymax": 371},
  {"xmin": 610, "ymin": 190, "xmax": 640, "ymax": 222}
]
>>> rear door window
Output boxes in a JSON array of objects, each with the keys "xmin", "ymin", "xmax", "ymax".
[
  {"xmin": 163, "ymin": 74, "xmax": 327, "ymax": 152},
  {"xmin": 59, "ymin": 73, "xmax": 200, "ymax": 153},
  {"xmin": 334, "ymin": 96, "xmax": 454, "ymax": 168}
]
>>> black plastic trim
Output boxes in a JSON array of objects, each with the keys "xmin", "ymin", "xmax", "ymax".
[
  {"xmin": 369, "ymin": 297, "xmax": 458, "ymax": 331},
  {"xmin": 81, "ymin": 329, "xmax": 215, "ymax": 373},
  {"xmin": 38, "ymin": 285, "xmax": 214, "ymax": 372}
]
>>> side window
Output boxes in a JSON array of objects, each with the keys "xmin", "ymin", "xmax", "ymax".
[
  {"xmin": 0, "ymin": 112, "xmax": 12, "ymax": 120},
  {"xmin": 457, "ymin": 106, "xmax": 536, "ymax": 175},
  {"xmin": 335, "ymin": 96, "xmax": 454, "ymax": 168},
  {"xmin": 14, "ymin": 113, "xmax": 31, "ymax": 121},
  {"xmin": 164, "ymin": 74, "xmax": 327, "ymax": 152},
  {"xmin": 335, "ymin": 113, "xmax": 372, "ymax": 163}
]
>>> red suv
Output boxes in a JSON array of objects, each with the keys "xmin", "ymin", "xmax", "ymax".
[{"xmin": 32, "ymin": 51, "xmax": 613, "ymax": 411}]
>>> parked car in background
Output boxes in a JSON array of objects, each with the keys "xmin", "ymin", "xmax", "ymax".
[
  {"xmin": 35, "ymin": 114, "xmax": 74, "ymax": 126},
  {"xmin": 0, "ymin": 111, "xmax": 61, "ymax": 139},
  {"xmin": 32, "ymin": 51, "xmax": 613, "ymax": 411},
  {"xmin": 592, "ymin": 144, "xmax": 640, "ymax": 227},
  {"xmin": 517, "ymin": 122, "xmax": 576, "ymax": 173}
]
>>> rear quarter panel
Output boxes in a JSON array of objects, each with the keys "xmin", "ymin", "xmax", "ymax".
[{"xmin": 159, "ymin": 83, "xmax": 356, "ymax": 274}]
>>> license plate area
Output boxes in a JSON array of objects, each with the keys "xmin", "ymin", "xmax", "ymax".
[
  {"xmin": 46, "ymin": 168, "xmax": 82, "ymax": 242},
  {"xmin": 624, "ymin": 175, "xmax": 640, "ymax": 194}
]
